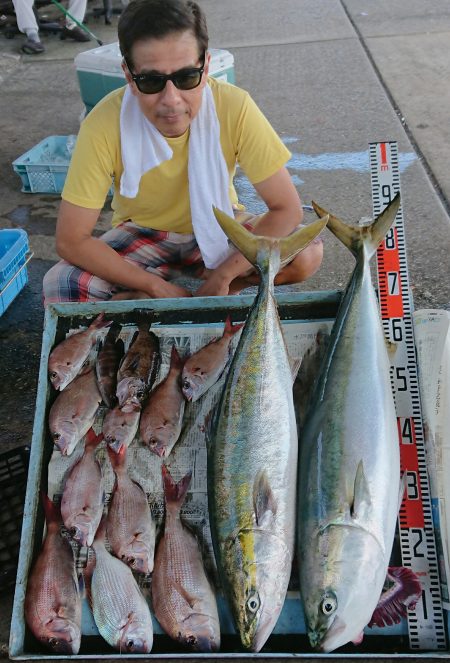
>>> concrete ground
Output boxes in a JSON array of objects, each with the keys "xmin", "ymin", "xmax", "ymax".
[{"xmin": 0, "ymin": 0, "xmax": 449, "ymax": 660}]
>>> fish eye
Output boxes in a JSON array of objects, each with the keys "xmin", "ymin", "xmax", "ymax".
[
  {"xmin": 183, "ymin": 379, "xmax": 191, "ymax": 389},
  {"xmin": 136, "ymin": 390, "xmax": 144, "ymax": 399},
  {"xmin": 246, "ymin": 591, "xmax": 260, "ymax": 614},
  {"xmin": 50, "ymin": 371, "xmax": 58, "ymax": 379},
  {"xmin": 48, "ymin": 637, "xmax": 59, "ymax": 647},
  {"xmin": 127, "ymin": 640, "xmax": 135, "ymax": 650},
  {"xmin": 53, "ymin": 433, "xmax": 61, "ymax": 441},
  {"xmin": 320, "ymin": 592, "xmax": 337, "ymax": 616}
]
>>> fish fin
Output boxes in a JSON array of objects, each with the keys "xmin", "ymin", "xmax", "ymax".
[
  {"xmin": 368, "ymin": 566, "xmax": 422, "ymax": 628},
  {"xmin": 173, "ymin": 581, "xmax": 200, "ymax": 610},
  {"xmin": 127, "ymin": 330, "xmax": 139, "ymax": 351},
  {"xmin": 278, "ymin": 216, "xmax": 328, "ymax": 266},
  {"xmin": 313, "ymin": 194, "xmax": 400, "ymax": 260},
  {"xmin": 223, "ymin": 314, "xmax": 245, "ymax": 337},
  {"xmin": 116, "ymin": 337, "xmax": 125, "ymax": 358},
  {"xmin": 203, "ymin": 408, "xmax": 215, "ymax": 452},
  {"xmin": 162, "ymin": 465, "xmax": 192, "ymax": 508},
  {"xmin": 253, "ymin": 470, "xmax": 277, "ymax": 526},
  {"xmin": 289, "ymin": 356, "xmax": 302, "ymax": 385},
  {"xmin": 77, "ymin": 570, "xmax": 86, "ymax": 600},
  {"xmin": 93, "ymin": 514, "xmax": 107, "ymax": 545},
  {"xmin": 83, "ymin": 548, "xmax": 96, "ymax": 608},
  {"xmin": 350, "ymin": 461, "xmax": 372, "ymax": 520},
  {"xmin": 212, "ymin": 206, "xmax": 327, "ymax": 269},
  {"xmin": 127, "ymin": 355, "xmax": 141, "ymax": 373}
]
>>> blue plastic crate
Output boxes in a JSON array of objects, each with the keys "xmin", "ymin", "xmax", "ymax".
[
  {"xmin": 12, "ymin": 136, "xmax": 73, "ymax": 194},
  {"xmin": 0, "ymin": 229, "xmax": 31, "ymax": 316}
]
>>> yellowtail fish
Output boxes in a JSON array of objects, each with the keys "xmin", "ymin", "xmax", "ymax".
[{"xmin": 208, "ymin": 208, "xmax": 328, "ymax": 652}]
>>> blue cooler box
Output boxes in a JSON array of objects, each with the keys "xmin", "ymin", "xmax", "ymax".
[{"xmin": 74, "ymin": 43, "xmax": 235, "ymax": 113}]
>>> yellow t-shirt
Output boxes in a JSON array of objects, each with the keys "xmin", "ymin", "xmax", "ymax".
[{"xmin": 63, "ymin": 77, "xmax": 291, "ymax": 233}]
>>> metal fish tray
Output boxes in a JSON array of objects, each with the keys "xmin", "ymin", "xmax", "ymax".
[{"xmin": 9, "ymin": 292, "xmax": 449, "ymax": 660}]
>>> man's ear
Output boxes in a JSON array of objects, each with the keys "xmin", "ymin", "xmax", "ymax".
[
  {"xmin": 122, "ymin": 60, "xmax": 138, "ymax": 96},
  {"xmin": 203, "ymin": 50, "xmax": 211, "ymax": 78}
]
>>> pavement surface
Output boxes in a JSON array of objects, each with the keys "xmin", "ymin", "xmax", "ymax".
[{"xmin": 0, "ymin": 0, "xmax": 449, "ymax": 660}]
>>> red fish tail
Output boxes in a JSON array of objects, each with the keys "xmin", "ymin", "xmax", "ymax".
[
  {"xmin": 41, "ymin": 491, "xmax": 61, "ymax": 528},
  {"xmin": 169, "ymin": 344, "xmax": 184, "ymax": 370},
  {"xmin": 106, "ymin": 442, "xmax": 127, "ymax": 470},
  {"xmin": 91, "ymin": 312, "xmax": 113, "ymax": 331},
  {"xmin": 162, "ymin": 465, "xmax": 192, "ymax": 508},
  {"xmin": 223, "ymin": 315, "xmax": 245, "ymax": 338},
  {"xmin": 85, "ymin": 428, "xmax": 104, "ymax": 450}
]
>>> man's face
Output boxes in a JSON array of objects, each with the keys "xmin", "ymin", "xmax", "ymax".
[{"xmin": 123, "ymin": 31, "xmax": 210, "ymax": 138}]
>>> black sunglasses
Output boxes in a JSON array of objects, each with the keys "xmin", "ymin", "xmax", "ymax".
[{"xmin": 124, "ymin": 52, "xmax": 206, "ymax": 95}]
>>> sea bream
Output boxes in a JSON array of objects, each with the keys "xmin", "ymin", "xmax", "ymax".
[
  {"xmin": 208, "ymin": 208, "xmax": 328, "ymax": 652},
  {"xmin": 24, "ymin": 493, "xmax": 81, "ymax": 654},
  {"xmin": 116, "ymin": 322, "xmax": 160, "ymax": 411},
  {"xmin": 95, "ymin": 321, "xmax": 124, "ymax": 409},
  {"xmin": 106, "ymin": 445, "xmax": 156, "ymax": 574},
  {"xmin": 48, "ymin": 368, "xmax": 102, "ymax": 456},
  {"xmin": 152, "ymin": 466, "xmax": 220, "ymax": 652},
  {"xmin": 181, "ymin": 315, "xmax": 244, "ymax": 402},
  {"xmin": 103, "ymin": 402, "xmax": 141, "ymax": 454},
  {"xmin": 140, "ymin": 345, "xmax": 185, "ymax": 458},
  {"xmin": 48, "ymin": 313, "xmax": 111, "ymax": 391},
  {"xmin": 61, "ymin": 428, "xmax": 104, "ymax": 547},
  {"xmin": 297, "ymin": 195, "xmax": 404, "ymax": 652},
  {"xmin": 87, "ymin": 518, "xmax": 153, "ymax": 653}
]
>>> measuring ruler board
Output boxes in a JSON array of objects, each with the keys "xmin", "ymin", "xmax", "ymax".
[{"xmin": 369, "ymin": 141, "xmax": 446, "ymax": 650}]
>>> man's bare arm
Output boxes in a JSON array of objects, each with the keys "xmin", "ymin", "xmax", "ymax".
[{"xmin": 195, "ymin": 167, "xmax": 323, "ymax": 296}]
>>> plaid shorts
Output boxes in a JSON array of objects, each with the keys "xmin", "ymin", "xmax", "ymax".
[{"xmin": 43, "ymin": 213, "xmax": 257, "ymax": 305}]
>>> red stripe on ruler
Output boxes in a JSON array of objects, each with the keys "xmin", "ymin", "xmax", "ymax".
[
  {"xmin": 398, "ymin": 420, "xmax": 425, "ymax": 528},
  {"xmin": 378, "ymin": 230, "xmax": 404, "ymax": 318}
]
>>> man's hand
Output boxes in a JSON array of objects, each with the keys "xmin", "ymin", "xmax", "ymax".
[
  {"xmin": 111, "ymin": 275, "xmax": 192, "ymax": 300},
  {"xmin": 194, "ymin": 270, "xmax": 232, "ymax": 297},
  {"xmin": 144, "ymin": 274, "xmax": 193, "ymax": 298}
]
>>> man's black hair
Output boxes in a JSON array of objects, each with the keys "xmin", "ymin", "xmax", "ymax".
[{"xmin": 118, "ymin": 0, "xmax": 208, "ymax": 69}]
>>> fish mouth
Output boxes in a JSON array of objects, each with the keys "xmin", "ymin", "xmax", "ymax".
[
  {"xmin": 148, "ymin": 442, "xmax": 166, "ymax": 458},
  {"xmin": 128, "ymin": 555, "xmax": 149, "ymax": 575},
  {"xmin": 121, "ymin": 398, "xmax": 141, "ymax": 412},
  {"xmin": 309, "ymin": 616, "xmax": 346, "ymax": 653},
  {"xmin": 107, "ymin": 439, "xmax": 123, "ymax": 454}
]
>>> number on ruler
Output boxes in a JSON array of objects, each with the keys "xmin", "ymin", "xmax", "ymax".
[
  {"xmin": 388, "ymin": 272, "xmax": 400, "ymax": 295},
  {"xmin": 381, "ymin": 184, "xmax": 393, "ymax": 204},
  {"xmin": 411, "ymin": 528, "xmax": 425, "ymax": 558},
  {"xmin": 395, "ymin": 366, "xmax": 409, "ymax": 391},
  {"xmin": 385, "ymin": 228, "xmax": 396, "ymax": 250},
  {"xmin": 406, "ymin": 471, "xmax": 420, "ymax": 500},
  {"xmin": 421, "ymin": 590, "xmax": 428, "ymax": 621},
  {"xmin": 391, "ymin": 318, "xmax": 404, "ymax": 341},
  {"xmin": 399, "ymin": 417, "xmax": 414, "ymax": 444}
]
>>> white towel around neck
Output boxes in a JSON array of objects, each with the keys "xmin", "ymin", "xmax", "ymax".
[{"xmin": 119, "ymin": 84, "xmax": 233, "ymax": 268}]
